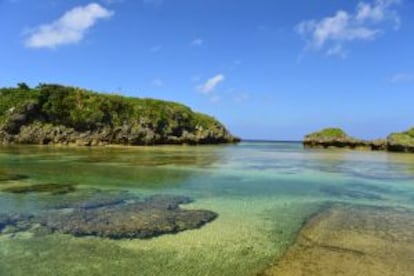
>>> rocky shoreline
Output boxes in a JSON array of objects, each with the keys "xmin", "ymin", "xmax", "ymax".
[
  {"xmin": 0, "ymin": 118, "xmax": 239, "ymax": 146},
  {"xmin": 0, "ymin": 84, "xmax": 240, "ymax": 146},
  {"xmin": 303, "ymin": 128, "xmax": 414, "ymax": 153}
]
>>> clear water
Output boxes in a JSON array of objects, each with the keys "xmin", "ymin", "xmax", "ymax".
[{"xmin": 0, "ymin": 142, "xmax": 413, "ymax": 275}]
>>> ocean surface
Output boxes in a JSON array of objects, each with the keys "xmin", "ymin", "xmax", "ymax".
[{"xmin": 0, "ymin": 141, "xmax": 413, "ymax": 275}]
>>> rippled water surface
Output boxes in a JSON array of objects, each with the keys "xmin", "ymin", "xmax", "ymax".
[{"xmin": 0, "ymin": 142, "xmax": 414, "ymax": 275}]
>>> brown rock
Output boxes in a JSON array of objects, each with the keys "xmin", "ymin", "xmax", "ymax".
[{"xmin": 262, "ymin": 204, "xmax": 414, "ymax": 276}]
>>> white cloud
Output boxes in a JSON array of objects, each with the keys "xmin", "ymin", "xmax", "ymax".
[
  {"xmin": 197, "ymin": 74, "xmax": 225, "ymax": 94},
  {"xmin": 25, "ymin": 3, "xmax": 113, "ymax": 48},
  {"xmin": 356, "ymin": 0, "xmax": 401, "ymax": 25},
  {"xmin": 391, "ymin": 73, "xmax": 414, "ymax": 83},
  {"xmin": 296, "ymin": 0, "xmax": 401, "ymax": 56},
  {"xmin": 151, "ymin": 78, "xmax": 164, "ymax": 87},
  {"xmin": 191, "ymin": 38, "xmax": 204, "ymax": 47},
  {"xmin": 326, "ymin": 44, "xmax": 347, "ymax": 58}
]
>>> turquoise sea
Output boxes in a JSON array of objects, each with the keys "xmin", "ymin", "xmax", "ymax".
[{"xmin": 0, "ymin": 141, "xmax": 413, "ymax": 275}]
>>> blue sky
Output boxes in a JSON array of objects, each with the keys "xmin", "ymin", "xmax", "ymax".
[{"xmin": 1, "ymin": 0, "xmax": 413, "ymax": 140}]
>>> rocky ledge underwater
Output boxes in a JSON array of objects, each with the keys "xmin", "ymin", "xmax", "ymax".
[
  {"xmin": 262, "ymin": 203, "xmax": 414, "ymax": 276},
  {"xmin": 0, "ymin": 177, "xmax": 217, "ymax": 239}
]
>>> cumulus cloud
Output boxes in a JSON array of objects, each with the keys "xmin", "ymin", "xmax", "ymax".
[
  {"xmin": 25, "ymin": 3, "xmax": 113, "ymax": 48},
  {"xmin": 197, "ymin": 74, "xmax": 225, "ymax": 94},
  {"xmin": 191, "ymin": 38, "xmax": 204, "ymax": 47},
  {"xmin": 296, "ymin": 0, "xmax": 401, "ymax": 56}
]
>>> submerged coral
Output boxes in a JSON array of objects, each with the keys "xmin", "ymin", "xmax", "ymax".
[
  {"xmin": 46, "ymin": 189, "xmax": 132, "ymax": 210},
  {"xmin": 0, "ymin": 174, "xmax": 29, "ymax": 182},
  {"xmin": 320, "ymin": 185, "xmax": 383, "ymax": 200},
  {"xmin": 262, "ymin": 204, "xmax": 414, "ymax": 276},
  {"xmin": 38, "ymin": 195, "xmax": 217, "ymax": 239},
  {"xmin": 0, "ymin": 213, "xmax": 33, "ymax": 232},
  {"xmin": 2, "ymin": 183, "xmax": 76, "ymax": 195},
  {"xmin": 0, "ymin": 192, "xmax": 217, "ymax": 240}
]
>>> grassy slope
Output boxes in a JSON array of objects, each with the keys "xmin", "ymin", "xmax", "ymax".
[
  {"xmin": 305, "ymin": 128, "xmax": 348, "ymax": 139},
  {"xmin": 0, "ymin": 84, "xmax": 227, "ymax": 135},
  {"xmin": 388, "ymin": 128, "xmax": 414, "ymax": 147}
]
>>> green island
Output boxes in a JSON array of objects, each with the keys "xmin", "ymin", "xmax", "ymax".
[
  {"xmin": 304, "ymin": 127, "xmax": 414, "ymax": 153},
  {"xmin": 0, "ymin": 83, "xmax": 240, "ymax": 146}
]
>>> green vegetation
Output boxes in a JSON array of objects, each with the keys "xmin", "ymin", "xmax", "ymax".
[
  {"xmin": 305, "ymin": 128, "xmax": 348, "ymax": 139},
  {"xmin": 388, "ymin": 128, "xmax": 414, "ymax": 152},
  {"xmin": 304, "ymin": 127, "xmax": 414, "ymax": 153},
  {"xmin": 0, "ymin": 83, "xmax": 239, "ymax": 145},
  {"xmin": 1, "ymin": 83, "xmax": 212, "ymax": 131},
  {"xmin": 303, "ymin": 127, "xmax": 365, "ymax": 149}
]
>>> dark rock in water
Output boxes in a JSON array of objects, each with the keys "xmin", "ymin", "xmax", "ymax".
[
  {"xmin": 2, "ymin": 183, "xmax": 76, "ymax": 195},
  {"xmin": 0, "ymin": 190, "xmax": 217, "ymax": 239},
  {"xmin": 262, "ymin": 204, "xmax": 414, "ymax": 276},
  {"xmin": 348, "ymin": 183, "xmax": 394, "ymax": 194},
  {"xmin": 0, "ymin": 213, "xmax": 33, "ymax": 232},
  {"xmin": 37, "ymin": 195, "xmax": 217, "ymax": 239},
  {"xmin": 320, "ymin": 185, "xmax": 383, "ymax": 200},
  {"xmin": 0, "ymin": 174, "xmax": 29, "ymax": 182},
  {"xmin": 47, "ymin": 190, "xmax": 134, "ymax": 210}
]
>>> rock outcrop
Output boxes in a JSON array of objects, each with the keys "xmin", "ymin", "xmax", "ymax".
[
  {"xmin": 304, "ymin": 127, "xmax": 414, "ymax": 153},
  {"xmin": 2, "ymin": 183, "xmax": 76, "ymax": 195},
  {"xmin": 37, "ymin": 194, "xmax": 217, "ymax": 239},
  {"xmin": 0, "ymin": 84, "xmax": 240, "ymax": 146},
  {"xmin": 262, "ymin": 204, "xmax": 414, "ymax": 276},
  {"xmin": 387, "ymin": 128, "xmax": 414, "ymax": 153},
  {"xmin": 0, "ymin": 190, "xmax": 218, "ymax": 240},
  {"xmin": 303, "ymin": 128, "xmax": 386, "ymax": 151}
]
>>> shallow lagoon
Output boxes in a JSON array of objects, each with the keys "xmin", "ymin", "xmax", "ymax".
[{"xmin": 0, "ymin": 142, "xmax": 414, "ymax": 275}]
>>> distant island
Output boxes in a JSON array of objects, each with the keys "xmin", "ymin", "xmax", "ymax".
[
  {"xmin": 304, "ymin": 127, "xmax": 414, "ymax": 153},
  {"xmin": 0, "ymin": 83, "xmax": 240, "ymax": 146}
]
